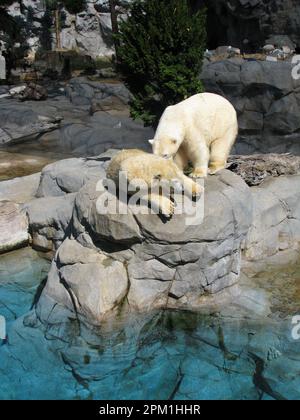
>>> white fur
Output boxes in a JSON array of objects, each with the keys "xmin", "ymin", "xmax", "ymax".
[
  {"xmin": 150, "ymin": 93, "xmax": 238, "ymax": 177},
  {"xmin": 107, "ymin": 149, "xmax": 203, "ymax": 217}
]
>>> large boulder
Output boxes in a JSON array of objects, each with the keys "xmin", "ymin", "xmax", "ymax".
[
  {"xmin": 37, "ymin": 238, "xmax": 128, "ymax": 324},
  {"xmin": 36, "ymin": 156, "xmax": 108, "ymax": 198},
  {"xmin": 25, "ymin": 194, "xmax": 76, "ymax": 252},
  {"xmin": 39, "ymin": 169, "xmax": 253, "ymax": 323},
  {"xmin": 243, "ymin": 174, "xmax": 300, "ymax": 265},
  {"xmin": 0, "ymin": 173, "xmax": 41, "ymax": 203},
  {"xmin": 0, "ymin": 103, "xmax": 61, "ymax": 145},
  {"xmin": 60, "ymin": 112, "xmax": 153, "ymax": 156},
  {"xmin": 201, "ymin": 58, "xmax": 300, "ymax": 155},
  {"xmin": 65, "ymin": 78, "xmax": 131, "ymax": 111},
  {"xmin": 0, "ymin": 201, "xmax": 29, "ymax": 254}
]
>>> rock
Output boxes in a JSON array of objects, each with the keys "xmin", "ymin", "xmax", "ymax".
[
  {"xmin": 60, "ymin": 113, "xmax": 153, "ymax": 156},
  {"xmin": 39, "ymin": 168, "xmax": 253, "ymax": 323},
  {"xmin": 243, "ymin": 174, "xmax": 300, "ymax": 264},
  {"xmin": 9, "ymin": 86, "xmax": 26, "ymax": 96},
  {"xmin": 215, "ymin": 46, "xmax": 231, "ymax": 56},
  {"xmin": 36, "ymin": 157, "xmax": 107, "ymax": 198},
  {"xmin": 201, "ymin": 58, "xmax": 300, "ymax": 155},
  {"xmin": 73, "ymin": 181, "xmax": 143, "ymax": 245},
  {"xmin": 6, "ymin": 152, "xmax": 295, "ymax": 326},
  {"xmin": 0, "ymin": 103, "xmax": 62, "ymax": 145},
  {"xmin": 263, "ymin": 44, "xmax": 275, "ymax": 53},
  {"xmin": 0, "ymin": 78, "xmax": 152, "ymax": 155},
  {"xmin": 18, "ymin": 83, "xmax": 48, "ymax": 101},
  {"xmin": 269, "ymin": 49, "xmax": 285, "ymax": 59},
  {"xmin": 0, "ymin": 173, "xmax": 40, "ymax": 203},
  {"xmin": 2, "ymin": 1, "xmax": 121, "ymax": 60},
  {"xmin": 282, "ymin": 46, "xmax": 292, "ymax": 55},
  {"xmin": 0, "ymin": 201, "xmax": 28, "ymax": 254},
  {"xmin": 0, "ymin": 53, "xmax": 6, "ymax": 80},
  {"xmin": 38, "ymin": 238, "xmax": 128, "ymax": 324},
  {"xmin": 25, "ymin": 194, "xmax": 76, "ymax": 252},
  {"xmin": 227, "ymin": 154, "xmax": 300, "ymax": 186},
  {"xmin": 266, "ymin": 35, "xmax": 295, "ymax": 51},
  {"xmin": 60, "ymin": 3, "xmax": 116, "ymax": 58},
  {"xmin": 66, "ymin": 78, "xmax": 131, "ymax": 108}
]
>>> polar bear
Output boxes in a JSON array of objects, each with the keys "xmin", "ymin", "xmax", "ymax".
[
  {"xmin": 149, "ymin": 93, "xmax": 238, "ymax": 178},
  {"xmin": 107, "ymin": 149, "xmax": 203, "ymax": 217}
]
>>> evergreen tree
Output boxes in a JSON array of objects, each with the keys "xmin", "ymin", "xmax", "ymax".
[
  {"xmin": 0, "ymin": 1, "xmax": 30, "ymax": 76},
  {"xmin": 117, "ymin": 0, "xmax": 206, "ymax": 126}
]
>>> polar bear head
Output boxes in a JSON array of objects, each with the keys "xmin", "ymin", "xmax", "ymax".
[
  {"xmin": 149, "ymin": 137, "xmax": 181, "ymax": 160},
  {"xmin": 149, "ymin": 106, "xmax": 184, "ymax": 159}
]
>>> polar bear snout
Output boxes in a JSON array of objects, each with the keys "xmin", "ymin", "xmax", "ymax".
[{"xmin": 150, "ymin": 137, "xmax": 180, "ymax": 158}]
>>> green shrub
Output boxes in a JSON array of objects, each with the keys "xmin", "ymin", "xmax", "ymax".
[{"xmin": 117, "ymin": 0, "xmax": 206, "ymax": 126}]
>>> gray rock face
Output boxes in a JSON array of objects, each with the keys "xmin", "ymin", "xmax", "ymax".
[
  {"xmin": 0, "ymin": 201, "xmax": 29, "ymax": 254},
  {"xmin": 25, "ymin": 194, "xmax": 76, "ymax": 252},
  {"xmin": 39, "ymin": 168, "xmax": 253, "ymax": 323},
  {"xmin": 0, "ymin": 79, "xmax": 153, "ymax": 155},
  {"xmin": 201, "ymin": 58, "xmax": 300, "ymax": 155},
  {"xmin": 36, "ymin": 157, "xmax": 107, "ymax": 198},
  {"xmin": 0, "ymin": 173, "xmax": 41, "ymax": 203},
  {"xmin": 244, "ymin": 174, "xmax": 300, "ymax": 264},
  {"xmin": 0, "ymin": 103, "xmax": 61, "ymax": 145},
  {"xmin": 65, "ymin": 78, "xmax": 131, "ymax": 110},
  {"xmin": 60, "ymin": 112, "xmax": 153, "ymax": 156},
  {"xmin": 38, "ymin": 238, "xmax": 128, "ymax": 323},
  {"xmin": 3, "ymin": 0, "xmax": 130, "ymax": 59}
]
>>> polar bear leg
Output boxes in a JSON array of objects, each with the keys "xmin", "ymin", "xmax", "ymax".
[
  {"xmin": 177, "ymin": 173, "xmax": 204, "ymax": 198},
  {"xmin": 146, "ymin": 193, "xmax": 175, "ymax": 217},
  {"xmin": 189, "ymin": 141, "xmax": 210, "ymax": 179},
  {"xmin": 174, "ymin": 147, "xmax": 189, "ymax": 171},
  {"xmin": 209, "ymin": 129, "xmax": 237, "ymax": 175}
]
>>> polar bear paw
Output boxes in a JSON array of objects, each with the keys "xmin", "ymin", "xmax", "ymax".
[
  {"xmin": 190, "ymin": 167, "xmax": 208, "ymax": 179},
  {"xmin": 208, "ymin": 161, "xmax": 226, "ymax": 175},
  {"xmin": 159, "ymin": 199, "xmax": 175, "ymax": 218},
  {"xmin": 191, "ymin": 182, "xmax": 204, "ymax": 198}
]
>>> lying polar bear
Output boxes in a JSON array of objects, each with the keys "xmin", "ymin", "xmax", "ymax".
[
  {"xmin": 149, "ymin": 93, "xmax": 238, "ymax": 178},
  {"xmin": 107, "ymin": 149, "xmax": 203, "ymax": 217}
]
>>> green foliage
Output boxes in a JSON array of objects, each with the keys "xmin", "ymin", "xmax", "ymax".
[
  {"xmin": 117, "ymin": 0, "xmax": 207, "ymax": 126},
  {"xmin": 0, "ymin": 1, "xmax": 30, "ymax": 75}
]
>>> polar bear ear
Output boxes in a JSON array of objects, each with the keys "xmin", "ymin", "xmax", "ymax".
[{"xmin": 148, "ymin": 139, "xmax": 155, "ymax": 146}]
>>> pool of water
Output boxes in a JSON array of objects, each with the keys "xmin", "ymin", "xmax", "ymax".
[{"xmin": 0, "ymin": 249, "xmax": 300, "ymax": 400}]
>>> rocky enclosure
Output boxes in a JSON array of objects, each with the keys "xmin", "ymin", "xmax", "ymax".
[{"xmin": 1, "ymin": 152, "xmax": 299, "ymax": 325}]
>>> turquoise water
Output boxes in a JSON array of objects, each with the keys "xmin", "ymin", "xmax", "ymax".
[{"xmin": 0, "ymin": 249, "xmax": 300, "ymax": 400}]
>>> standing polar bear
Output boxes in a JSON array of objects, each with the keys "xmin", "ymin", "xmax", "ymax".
[{"xmin": 150, "ymin": 93, "xmax": 238, "ymax": 178}]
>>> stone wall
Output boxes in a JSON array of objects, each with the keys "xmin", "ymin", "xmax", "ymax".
[{"xmin": 201, "ymin": 58, "xmax": 300, "ymax": 155}]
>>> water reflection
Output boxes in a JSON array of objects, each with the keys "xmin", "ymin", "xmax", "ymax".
[{"xmin": 0, "ymin": 249, "xmax": 299, "ymax": 400}]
